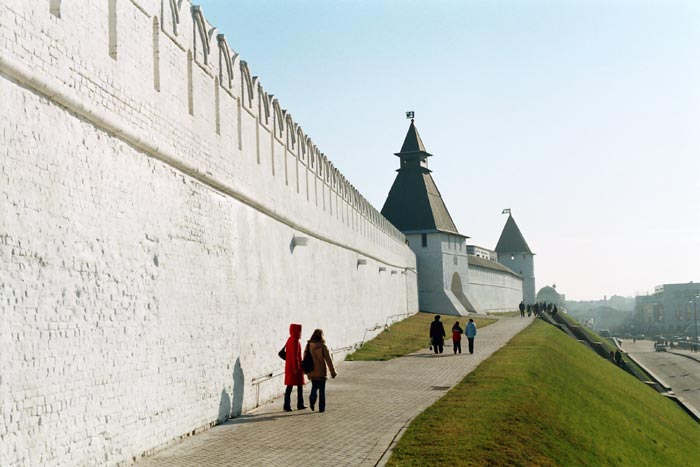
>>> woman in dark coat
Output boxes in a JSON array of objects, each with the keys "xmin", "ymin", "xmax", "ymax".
[
  {"xmin": 429, "ymin": 315, "xmax": 446, "ymax": 354},
  {"xmin": 283, "ymin": 323, "xmax": 306, "ymax": 411},
  {"xmin": 305, "ymin": 329, "xmax": 337, "ymax": 413}
]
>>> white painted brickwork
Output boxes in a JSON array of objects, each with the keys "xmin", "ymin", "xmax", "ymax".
[
  {"xmin": 0, "ymin": 1, "xmax": 418, "ymax": 465},
  {"xmin": 406, "ymin": 233, "xmax": 521, "ymax": 315},
  {"xmin": 467, "ymin": 267, "xmax": 523, "ymax": 313}
]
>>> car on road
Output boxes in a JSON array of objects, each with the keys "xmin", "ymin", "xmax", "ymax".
[{"xmin": 654, "ymin": 342, "xmax": 667, "ymax": 352}]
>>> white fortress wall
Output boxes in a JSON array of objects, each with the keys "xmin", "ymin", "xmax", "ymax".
[
  {"xmin": 467, "ymin": 265, "xmax": 523, "ymax": 313},
  {"xmin": 496, "ymin": 253, "xmax": 535, "ymax": 304},
  {"xmin": 406, "ymin": 233, "xmax": 469, "ymax": 315},
  {"xmin": 0, "ymin": 1, "xmax": 417, "ymax": 465}
]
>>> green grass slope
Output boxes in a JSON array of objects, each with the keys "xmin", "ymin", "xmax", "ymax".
[
  {"xmin": 388, "ymin": 319, "xmax": 700, "ymax": 467},
  {"xmin": 347, "ymin": 312, "xmax": 495, "ymax": 361}
]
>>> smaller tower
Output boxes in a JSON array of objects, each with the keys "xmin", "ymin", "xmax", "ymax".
[{"xmin": 495, "ymin": 211, "xmax": 535, "ymax": 303}]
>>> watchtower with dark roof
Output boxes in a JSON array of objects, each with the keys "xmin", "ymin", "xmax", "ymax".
[
  {"xmin": 495, "ymin": 213, "xmax": 536, "ymax": 303},
  {"xmin": 381, "ymin": 120, "xmax": 472, "ymax": 315}
]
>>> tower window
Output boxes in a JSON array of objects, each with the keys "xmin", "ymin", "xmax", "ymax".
[{"xmin": 421, "ymin": 233, "xmax": 427, "ymax": 247}]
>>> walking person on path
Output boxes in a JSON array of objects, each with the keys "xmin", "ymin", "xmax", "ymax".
[
  {"xmin": 466, "ymin": 318, "xmax": 477, "ymax": 354},
  {"xmin": 519, "ymin": 301, "xmax": 525, "ymax": 317},
  {"xmin": 614, "ymin": 349, "xmax": 623, "ymax": 367},
  {"xmin": 305, "ymin": 329, "xmax": 337, "ymax": 413},
  {"xmin": 429, "ymin": 315, "xmax": 446, "ymax": 354},
  {"xmin": 451, "ymin": 321, "xmax": 463, "ymax": 354},
  {"xmin": 283, "ymin": 323, "xmax": 307, "ymax": 412}
]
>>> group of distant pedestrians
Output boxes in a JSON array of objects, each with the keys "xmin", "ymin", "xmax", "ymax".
[
  {"xmin": 429, "ymin": 315, "xmax": 477, "ymax": 355},
  {"xmin": 520, "ymin": 300, "xmax": 558, "ymax": 318},
  {"xmin": 609, "ymin": 349, "xmax": 623, "ymax": 366},
  {"xmin": 281, "ymin": 324, "xmax": 337, "ymax": 413}
]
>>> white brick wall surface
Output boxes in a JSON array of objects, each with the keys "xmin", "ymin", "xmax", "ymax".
[
  {"xmin": 495, "ymin": 253, "xmax": 535, "ymax": 304},
  {"xmin": 406, "ymin": 233, "xmax": 523, "ymax": 315},
  {"xmin": 0, "ymin": 1, "xmax": 417, "ymax": 465},
  {"xmin": 467, "ymin": 266, "xmax": 524, "ymax": 313}
]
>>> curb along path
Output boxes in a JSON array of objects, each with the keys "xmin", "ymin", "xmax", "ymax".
[{"xmin": 138, "ymin": 317, "xmax": 533, "ymax": 467}]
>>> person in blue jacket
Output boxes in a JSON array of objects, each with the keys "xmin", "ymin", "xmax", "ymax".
[{"xmin": 465, "ymin": 318, "xmax": 477, "ymax": 354}]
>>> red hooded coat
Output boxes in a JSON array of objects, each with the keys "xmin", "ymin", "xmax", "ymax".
[{"xmin": 284, "ymin": 323, "xmax": 305, "ymax": 386}]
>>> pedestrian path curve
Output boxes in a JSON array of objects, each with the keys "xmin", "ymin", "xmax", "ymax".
[{"xmin": 138, "ymin": 316, "xmax": 533, "ymax": 467}]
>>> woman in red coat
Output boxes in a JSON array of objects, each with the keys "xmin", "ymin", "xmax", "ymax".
[{"xmin": 283, "ymin": 323, "xmax": 306, "ymax": 411}]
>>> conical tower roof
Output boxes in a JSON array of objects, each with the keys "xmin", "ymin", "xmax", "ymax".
[
  {"xmin": 381, "ymin": 122, "xmax": 463, "ymax": 236},
  {"xmin": 398, "ymin": 120, "xmax": 430, "ymax": 154},
  {"xmin": 495, "ymin": 214, "xmax": 533, "ymax": 254}
]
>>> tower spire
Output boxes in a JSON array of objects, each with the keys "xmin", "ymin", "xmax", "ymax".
[
  {"xmin": 495, "ymin": 212, "xmax": 533, "ymax": 254},
  {"xmin": 381, "ymin": 119, "xmax": 460, "ymax": 235},
  {"xmin": 395, "ymin": 120, "xmax": 432, "ymax": 170}
]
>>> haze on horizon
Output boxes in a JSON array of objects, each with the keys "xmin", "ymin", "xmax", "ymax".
[{"xmin": 198, "ymin": 0, "xmax": 700, "ymax": 301}]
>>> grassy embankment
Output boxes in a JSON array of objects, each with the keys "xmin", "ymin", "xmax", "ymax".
[
  {"xmin": 557, "ymin": 312, "xmax": 652, "ymax": 379},
  {"xmin": 346, "ymin": 312, "xmax": 495, "ymax": 361},
  {"xmin": 387, "ymin": 319, "xmax": 700, "ymax": 467}
]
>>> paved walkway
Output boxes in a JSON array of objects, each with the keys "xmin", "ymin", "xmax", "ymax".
[
  {"xmin": 623, "ymin": 340, "xmax": 700, "ymax": 418},
  {"xmin": 138, "ymin": 316, "xmax": 533, "ymax": 467}
]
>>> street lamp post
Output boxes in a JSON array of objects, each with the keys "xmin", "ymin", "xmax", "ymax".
[{"xmin": 694, "ymin": 293, "xmax": 699, "ymax": 353}]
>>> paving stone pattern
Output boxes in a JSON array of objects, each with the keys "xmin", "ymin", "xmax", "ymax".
[{"xmin": 138, "ymin": 316, "xmax": 533, "ymax": 467}]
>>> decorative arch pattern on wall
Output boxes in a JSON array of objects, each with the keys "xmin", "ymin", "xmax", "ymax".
[
  {"xmin": 257, "ymin": 85, "xmax": 270, "ymax": 125},
  {"xmin": 216, "ymin": 34, "xmax": 234, "ymax": 89},
  {"xmin": 239, "ymin": 61, "xmax": 254, "ymax": 108},
  {"xmin": 162, "ymin": 0, "xmax": 183, "ymax": 36},
  {"xmin": 307, "ymin": 139, "xmax": 316, "ymax": 168},
  {"xmin": 272, "ymin": 100, "xmax": 284, "ymax": 138},
  {"xmin": 285, "ymin": 114, "xmax": 296, "ymax": 150},
  {"xmin": 296, "ymin": 127, "xmax": 306, "ymax": 162}
]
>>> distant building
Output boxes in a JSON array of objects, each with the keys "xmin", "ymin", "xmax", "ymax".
[
  {"xmin": 467, "ymin": 245, "xmax": 497, "ymax": 261},
  {"xmin": 381, "ymin": 120, "xmax": 526, "ymax": 315},
  {"xmin": 634, "ymin": 282, "xmax": 700, "ymax": 334},
  {"xmin": 536, "ymin": 284, "xmax": 565, "ymax": 308}
]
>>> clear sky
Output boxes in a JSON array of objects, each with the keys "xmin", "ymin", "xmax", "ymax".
[{"xmin": 198, "ymin": 0, "xmax": 700, "ymax": 300}]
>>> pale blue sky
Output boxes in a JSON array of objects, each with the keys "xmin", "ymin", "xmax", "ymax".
[{"xmin": 198, "ymin": 0, "xmax": 700, "ymax": 300}]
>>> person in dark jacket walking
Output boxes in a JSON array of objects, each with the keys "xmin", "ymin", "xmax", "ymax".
[
  {"xmin": 519, "ymin": 301, "xmax": 525, "ymax": 317},
  {"xmin": 305, "ymin": 329, "xmax": 337, "ymax": 412},
  {"xmin": 451, "ymin": 321, "xmax": 463, "ymax": 354},
  {"xmin": 466, "ymin": 318, "xmax": 477, "ymax": 354},
  {"xmin": 614, "ymin": 349, "xmax": 623, "ymax": 367},
  {"xmin": 283, "ymin": 323, "xmax": 306, "ymax": 411},
  {"xmin": 429, "ymin": 315, "xmax": 446, "ymax": 354}
]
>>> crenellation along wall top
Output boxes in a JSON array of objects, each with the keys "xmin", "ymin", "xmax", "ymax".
[{"xmin": 1, "ymin": 0, "xmax": 405, "ymax": 246}]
